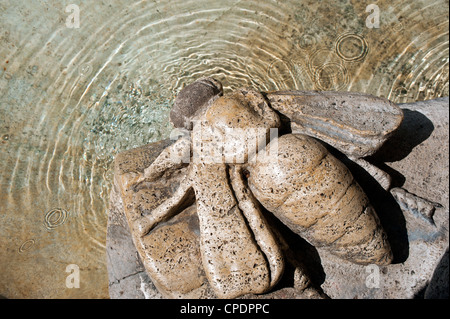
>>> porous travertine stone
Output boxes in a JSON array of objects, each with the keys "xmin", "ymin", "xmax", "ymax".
[
  {"xmin": 107, "ymin": 79, "xmax": 448, "ymax": 299},
  {"xmin": 266, "ymin": 91, "xmax": 404, "ymax": 158},
  {"xmin": 111, "ymin": 87, "xmax": 303, "ymax": 299},
  {"xmin": 195, "ymin": 88, "xmax": 281, "ymax": 163},
  {"xmin": 247, "ymin": 133, "xmax": 393, "ymax": 265},
  {"xmin": 107, "ymin": 137, "xmax": 326, "ymax": 299},
  {"xmin": 316, "ymin": 97, "xmax": 449, "ymax": 299},
  {"xmin": 111, "ymin": 140, "xmax": 215, "ymax": 299},
  {"xmin": 425, "ymin": 249, "xmax": 449, "ymax": 299},
  {"xmin": 190, "ymin": 162, "xmax": 277, "ymax": 298},
  {"xmin": 107, "ymin": 183, "xmax": 163, "ymax": 299}
]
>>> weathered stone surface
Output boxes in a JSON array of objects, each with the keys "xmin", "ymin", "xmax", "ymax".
[
  {"xmin": 107, "ymin": 182, "xmax": 163, "ymax": 299},
  {"xmin": 315, "ymin": 97, "xmax": 449, "ymax": 299},
  {"xmin": 129, "ymin": 87, "xmax": 293, "ymax": 299},
  {"xmin": 266, "ymin": 91, "xmax": 404, "ymax": 158},
  {"xmin": 247, "ymin": 133, "xmax": 393, "ymax": 265},
  {"xmin": 107, "ymin": 94, "xmax": 448, "ymax": 299},
  {"xmin": 112, "ymin": 139, "xmax": 217, "ymax": 298},
  {"xmin": 107, "ymin": 137, "xmax": 326, "ymax": 299},
  {"xmin": 196, "ymin": 88, "xmax": 281, "ymax": 164},
  {"xmin": 111, "ymin": 87, "xmax": 322, "ymax": 298},
  {"xmin": 425, "ymin": 249, "xmax": 449, "ymax": 299}
]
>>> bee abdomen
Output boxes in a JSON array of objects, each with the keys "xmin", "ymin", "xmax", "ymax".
[{"xmin": 248, "ymin": 134, "xmax": 393, "ymax": 265}]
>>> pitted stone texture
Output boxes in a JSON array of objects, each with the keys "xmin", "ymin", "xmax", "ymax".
[
  {"xmin": 107, "ymin": 183, "xmax": 163, "ymax": 299},
  {"xmin": 247, "ymin": 133, "xmax": 393, "ymax": 265},
  {"xmin": 114, "ymin": 86, "xmax": 291, "ymax": 299},
  {"xmin": 108, "ymin": 94, "xmax": 448, "ymax": 299},
  {"xmin": 266, "ymin": 91, "xmax": 404, "ymax": 158},
  {"xmin": 192, "ymin": 88, "xmax": 281, "ymax": 164},
  {"xmin": 192, "ymin": 163, "xmax": 273, "ymax": 298},
  {"xmin": 112, "ymin": 139, "xmax": 215, "ymax": 298},
  {"xmin": 108, "ymin": 139, "xmax": 325, "ymax": 299},
  {"xmin": 317, "ymin": 97, "xmax": 449, "ymax": 299}
]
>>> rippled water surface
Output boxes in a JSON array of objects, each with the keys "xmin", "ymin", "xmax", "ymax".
[{"xmin": 0, "ymin": 0, "xmax": 448, "ymax": 298}]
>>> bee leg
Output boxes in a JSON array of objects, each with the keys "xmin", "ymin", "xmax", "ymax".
[
  {"xmin": 135, "ymin": 136, "xmax": 191, "ymax": 184},
  {"xmin": 193, "ymin": 163, "xmax": 273, "ymax": 298},
  {"xmin": 229, "ymin": 165, "xmax": 285, "ymax": 288},
  {"xmin": 133, "ymin": 175, "xmax": 194, "ymax": 237},
  {"xmin": 390, "ymin": 187, "xmax": 442, "ymax": 226},
  {"xmin": 349, "ymin": 156, "xmax": 392, "ymax": 191},
  {"xmin": 293, "ymin": 267, "xmax": 312, "ymax": 290}
]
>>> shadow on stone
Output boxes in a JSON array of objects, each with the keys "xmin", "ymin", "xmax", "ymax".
[
  {"xmin": 424, "ymin": 248, "xmax": 449, "ymax": 299},
  {"xmin": 262, "ymin": 206, "xmax": 326, "ymax": 289},
  {"xmin": 371, "ymin": 109, "xmax": 435, "ymax": 172},
  {"xmin": 329, "ymin": 148, "xmax": 410, "ymax": 264},
  {"xmin": 336, "ymin": 108, "xmax": 436, "ymax": 265}
]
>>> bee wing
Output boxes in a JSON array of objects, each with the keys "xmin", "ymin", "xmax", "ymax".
[{"xmin": 265, "ymin": 91, "xmax": 404, "ymax": 158}]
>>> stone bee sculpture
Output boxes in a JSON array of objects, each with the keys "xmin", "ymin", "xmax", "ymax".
[{"xmin": 115, "ymin": 77, "xmax": 404, "ymax": 299}]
